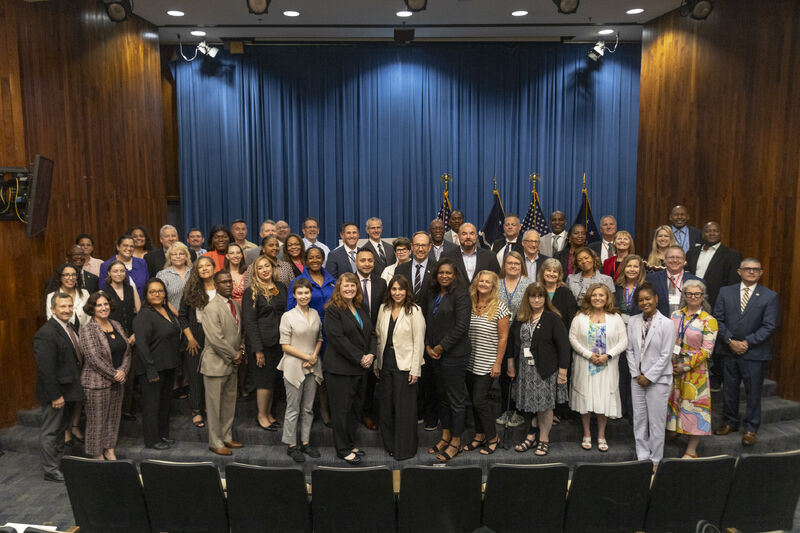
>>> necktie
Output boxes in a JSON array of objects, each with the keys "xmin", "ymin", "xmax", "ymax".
[
  {"xmin": 348, "ymin": 250, "xmax": 356, "ymax": 272},
  {"xmin": 414, "ymin": 264, "xmax": 422, "ymax": 293},
  {"xmin": 607, "ymin": 242, "xmax": 613, "ymax": 256},
  {"xmin": 504, "ymin": 242, "xmax": 511, "ymax": 258},
  {"xmin": 377, "ymin": 243, "xmax": 386, "ymax": 263},
  {"xmin": 362, "ymin": 278, "xmax": 370, "ymax": 314},
  {"xmin": 554, "ymin": 234, "xmax": 562, "ymax": 252},
  {"xmin": 228, "ymin": 299, "xmax": 238, "ymax": 327},
  {"xmin": 741, "ymin": 287, "xmax": 750, "ymax": 313},
  {"xmin": 67, "ymin": 324, "xmax": 83, "ymax": 365}
]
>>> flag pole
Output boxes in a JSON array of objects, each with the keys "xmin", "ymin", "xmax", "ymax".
[
  {"xmin": 493, "ymin": 174, "xmax": 504, "ymax": 212},
  {"xmin": 582, "ymin": 172, "xmax": 589, "ymax": 228},
  {"xmin": 529, "ymin": 173, "xmax": 541, "ymax": 204},
  {"xmin": 440, "ymin": 173, "xmax": 453, "ymax": 221}
]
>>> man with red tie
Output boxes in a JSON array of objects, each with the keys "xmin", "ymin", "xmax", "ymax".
[
  {"xmin": 645, "ymin": 245, "xmax": 702, "ymax": 318},
  {"xmin": 201, "ymin": 271, "xmax": 245, "ymax": 456}
]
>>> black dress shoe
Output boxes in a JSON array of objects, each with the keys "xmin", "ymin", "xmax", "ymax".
[
  {"xmin": 121, "ymin": 412, "xmax": 137, "ymax": 421},
  {"xmin": 44, "ymin": 471, "xmax": 64, "ymax": 483},
  {"xmin": 352, "ymin": 449, "xmax": 366, "ymax": 457},
  {"xmin": 161, "ymin": 437, "xmax": 176, "ymax": 445},
  {"xmin": 341, "ymin": 454, "xmax": 362, "ymax": 465},
  {"xmin": 301, "ymin": 444, "xmax": 321, "ymax": 458},
  {"xmin": 150, "ymin": 441, "xmax": 171, "ymax": 450}
]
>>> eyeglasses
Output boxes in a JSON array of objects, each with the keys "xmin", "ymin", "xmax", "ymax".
[
  {"xmin": 684, "ymin": 291, "xmax": 703, "ymax": 297},
  {"xmin": 61, "ymin": 273, "xmax": 77, "ymax": 278}
]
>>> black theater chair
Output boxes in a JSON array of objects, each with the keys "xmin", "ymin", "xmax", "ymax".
[
  {"xmin": 398, "ymin": 465, "xmax": 482, "ymax": 533},
  {"xmin": 311, "ymin": 465, "xmax": 395, "ymax": 533}
]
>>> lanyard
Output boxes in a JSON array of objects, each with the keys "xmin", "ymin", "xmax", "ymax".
[
  {"xmin": 624, "ymin": 284, "xmax": 637, "ymax": 311},
  {"xmin": 433, "ymin": 293, "xmax": 444, "ymax": 315},
  {"xmin": 503, "ymin": 278, "xmax": 520, "ymax": 311},
  {"xmin": 677, "ymin": 311, "xmax": 700, "ymax": 346}
]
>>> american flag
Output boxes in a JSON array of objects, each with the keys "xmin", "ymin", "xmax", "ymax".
[
  {"xmin": 521, "ymin": 190, "xmax": 551, "ymax": 236},
  {"xmin": 436, "ymin": 189, "xmax": 452, "ymax": 231}
]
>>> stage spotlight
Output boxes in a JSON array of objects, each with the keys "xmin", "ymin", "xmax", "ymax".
[
  {"xmin": 247, "ymin": 0, "xmax": 270, "ymax": 15},
  {"xmin": 105, "ymin": 0, "xmax": 132, "ymax": 22},
  {"xmin": 552, "ymin": 0, "xmax": 579, "ymax": 14},
  {"xmin": 197, "ymin": 41, "xmax": 219, "ymax": 58},
  {"xmin": 404, "ymin": 0, "xmax": 427, "ymax": 12},
  {"xmin": 587, "ymin": 41, "xmax": 605, "ymax": 61},
  {"xmin": 680, "ymin": 0, "xmax": 714, "ymax": 20}
]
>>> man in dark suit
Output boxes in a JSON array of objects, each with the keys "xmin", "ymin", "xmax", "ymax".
[
  {"xmin": 685, "ymin": 221, "xmax": 741, "ymax": 308},
  {"xmin": 520, "ymin": 229, "xmax": 549, "ymax": 281},
  {"xmin": 666, "ymin": 205, "xmax": 702, "ymax": 254},
  {"xmin": 713, "ymin": 258, "xmax": 779, "ymax": 446},
  {"xmin": 397, "ymin": 231, "xmax": 435, "ymax": 309},
  {"xmin": 325, "ymin": 222, "xmax": 360, "ymax": 278},
  {"xmin": 145, "ymin": 224, "xmax": 197, "ymax": 277},
  {"xmin": 34, "ymin": 292, "xmax": 84, "ymax": 482},
  {"xmin": 589, "ymin": 215, "xmax": 617, "ymax": 263},
  {"xmin": 361, "ymin": 217, "xmax": 395, "ymax": 277},
  {"xmin": 428, "ymin": 218, "xmax": 458, "ymax": 262},
  {"xmin": 491, "ymin": 213, "xmax": 524, "ymax": 267},
  {"xmin": 645, "ymin": 245, "xmax": 702, "ymax": 317},
  {"xmin": 442, "ymin": 222, "xmax": 500, "ymax": 284},
  {"xmin": 355, "ymin": 247, "xmax": 387, "ymax": 430}
]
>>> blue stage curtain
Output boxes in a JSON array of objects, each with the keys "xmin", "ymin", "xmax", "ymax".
[{"xmin": 174, "ymin": 43, "xmax": 640, "ymax": 244}]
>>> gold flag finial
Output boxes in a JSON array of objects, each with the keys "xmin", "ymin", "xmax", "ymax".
[
  {"xmin": 440, "ymin": 173, "xmax": 452, "ymax": 192},
  {"xmin": 529, "ymin": 173, "xmax": 541, "ymax": 195},
  {"xmin": 582, "ymin": 172, "xmax": 586, "ymax": 190},
  {"xmin": 493, "ymin": 174, "xmax": 498, "ymax": 191}
]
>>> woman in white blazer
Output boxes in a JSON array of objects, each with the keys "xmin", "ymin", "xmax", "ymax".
[
  {"xmin": 625, "ymin": 282, "xmax": 674, "ymax": 469},
  {"xmin": 375, "ymin": 275, "xmax": 426, "ymax": 460},
  {"xmin": 569, "ymin": 283, "xmax": 628, "ymax": 451}
]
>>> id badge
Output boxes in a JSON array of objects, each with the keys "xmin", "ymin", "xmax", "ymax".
[
  {"xmin": 673, "ymin": 345, "xmax": 682, "ymax": 356},
  {"xmin": 523, "ymin": 348, "xmax": 533, "ymax": 358}
]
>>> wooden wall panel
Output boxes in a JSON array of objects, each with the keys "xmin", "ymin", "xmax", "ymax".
[
  {"xmin": 0, "ymin": 0, "xmax": 166, "ymax": 426},
  {"xmin": 636, "ymin": 1, "xmax": 800, "ymax": 399}
]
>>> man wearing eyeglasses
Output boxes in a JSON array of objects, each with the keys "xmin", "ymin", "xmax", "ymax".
[{"xmin": 713, "ymin": 259, "xmax": 779, "ymax": 446}]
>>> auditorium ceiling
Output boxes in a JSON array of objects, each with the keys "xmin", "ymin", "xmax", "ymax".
[{"xmin": 134, "ymin": 0, "xmax": 679, "ymax": 44}]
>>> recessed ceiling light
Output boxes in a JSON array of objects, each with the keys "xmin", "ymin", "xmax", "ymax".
[
  {"xmin": 396, "ymin": 10, "xmax": 412, "ymax": 17},
  {"xmin": 511, "ymin": 10, "xmax": 528, "ymax": 17},
  {"xmin": 626, "ymin": 8, "xmax": 644, "ymax": 15},
  {"xmin": 190, "ymin": 30, "xmax": 206, "ymax": 36},
  {"xmin": 166, "ymin": 10, "xmax": 184, "ymax": 17},
  {"xmin": 598, "ymin": 29, "xmax": 614, "ymax": 35},
  {"xmin": 283, "ymin": 10, "xmax": 300, "ymax": 17}
]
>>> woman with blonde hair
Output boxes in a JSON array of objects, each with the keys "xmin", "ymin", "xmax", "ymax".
[
  {"xmin": 647, "ymin": 226, "xmax": 676, "ymax": 270},
  {"xmin": 242, "ymin": 256, "xmax": 288, "ymax": 431},
  {"xmin": 569, "ymin": 283, "xmax": 627, "ymax": 451},
  {"xmin": 462, "ymin": 271, "xmax": 510, "ymax": 455},
  {"xmin": 603, "ymin": 231, "xmax": 635, "ymax": 281},
  {"xmin": 156, "ymin": 241, "xmax": 192, "ymax": 316}
]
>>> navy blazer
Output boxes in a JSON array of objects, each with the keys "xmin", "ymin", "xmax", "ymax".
[
  {"xmin": 424, "ymin": 286, "xmax": 471, "ymax": 359},
  {"xmin": 713, "ymin": 283, "xmax": 779, "ymax": 361},
  {"xmin": 325, "ymin": 245, "xmax": 357, "ymax": 278},
  {"xmin": 441, "ymin": 247, "xmax": 500, "ymax": 284},
  {"xmin": 685, "ymin": 244, "xmax": 741, "ymax": 307},
  {"xmin": 646, "ymin": 269, "xmax": 703, "ymax": 317},
  {"xmin": 361, "ymin": 240, "xmax": 396, "ymax": 277},
  {"xmin": 491, "ymin": 238, "xmax": 524, "ymax": 257},
  {"xmin": 323, "ymin": 305, "xmax": 378, "ymax": 376},
  {"xmin": 34, "ymin": 318, "xmax": 84, "ymax": 405}
]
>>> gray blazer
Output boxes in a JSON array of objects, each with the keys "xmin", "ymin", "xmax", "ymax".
[{"xmin": 200, "ymin": 294, "xmax": 243, "ymax": 377}]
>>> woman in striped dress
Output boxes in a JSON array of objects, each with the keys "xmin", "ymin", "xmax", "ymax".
[{"xmin": 462, "ymin": 271, "xmax": 510, "ymax": 455}]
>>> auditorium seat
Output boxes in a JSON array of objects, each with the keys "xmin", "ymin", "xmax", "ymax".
[
  {"xmin": 311, "ymin": 465, "xmax": 395, "ymax": 533},
  {"xmin": 645, "ymin": 455, "xmax": 736, "ymax": 532},
  {"xmin": 397, "ymin": 465, "xmax": 482, "ymax": 533},
  {"xmin": 226, "ymin": 463, "xmax": 310, "ymax": 533},
  {"xmin": 563, "ymin": 460, "xmax": 652, "ymax": 533},
  {"xmin": 483, "ymin": 463, "xmax": 569, "ymax": 533},
  {"xmin": 61, "ymin": 456, "xmax": 150, "ymax": 533},
  {"xmin": 721, "ymin": 450, "xmax": 800, "ymax": 532},
  {"xmin": 139, "ymin": 460, "xmax": 227, "ymax": 533}
]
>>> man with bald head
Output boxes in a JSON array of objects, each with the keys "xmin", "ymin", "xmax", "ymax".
[
  {"xmin": 521, "ymin": 229, "xmax": 549, "ymax": 280},
  {"xmin": 429, "ymin": 218, "xmax": 458, "ymax": 262},
  {"xmin": 666, "ymin": 205, "xmax": 702, "ymax": 253},
  {"xmin": 442, "ymin": 222, "xmax": 500, "ymax": 283},
  {"xmin": 539, "ymin": 211, "xmax": 567, "ymax": 257},
  {"xmin": 63, "ymin": 244, "xmax": 99, "ymax": 294}
]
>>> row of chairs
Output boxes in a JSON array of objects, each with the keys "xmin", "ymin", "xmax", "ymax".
[{"xmin": 61, "ymin": 450, "xmax": 800, "ymax": 533}]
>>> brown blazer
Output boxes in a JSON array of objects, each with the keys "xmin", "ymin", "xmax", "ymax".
[{"xmin": 79, "ymin": 318, "xmax": 131, "ymax": 390}]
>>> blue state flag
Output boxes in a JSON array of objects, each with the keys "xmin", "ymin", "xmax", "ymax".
[
  {"xmin": 573, "ymin": 186, "xmax": 600, "ymax": 244},
  {"xmin": 479, "ymin": 188, "xmax": 505, "ymax": 249}
]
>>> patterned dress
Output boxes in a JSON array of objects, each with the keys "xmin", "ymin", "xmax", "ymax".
[{"xmin": 667, "ymin": 308, "xmax": 718, "ymax": 435}]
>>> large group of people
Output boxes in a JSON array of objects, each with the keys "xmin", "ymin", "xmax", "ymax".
[{"xmin": 34, "ymin": 206, "xmax": 780, "ymax": 481}]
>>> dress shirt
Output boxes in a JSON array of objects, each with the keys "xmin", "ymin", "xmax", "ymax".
[
  {"xmin": 431, "ymin": 243, "xmax": 445, "ymax": 262},
  {"xmin": 495, "ymin": 238, "xmax": 519, "ymax": 266},
  {"xmin": 461, "ymin": 249, "xmax": 477, "ymax": 281},
  {"xmin": 344, "ymin": 245, "xmax": 359, "ymax": 272},
  {"xmin": 599, "ymin": 240, "xmax": 614, "ymax": 263},
  {"xmin": 369, "ymin": 239, "xmax": 388, "ymax": 262},
  {"xmin": 190, "ymin": 247, "xmax": 207, "ymax": 256},
  {"xmin": 524, "ymin": 253, "xmax": 540, "ymax": 280},
  {"xmin": 695, "ymin": 242, "xmax": 720, "ymax": 279},
  {"xmin": 84, "ymin": 257, "xmax": 103, "ymax": 277},
  {"xmin": 667, "ymin": 270, "xmax": 684, "ymax": 310},
  {"xmin": 551, "ymin": 231, "xmax": 566, "ymax": 254},
  {"xmin": 740, "ymin": 282, "xmax": 756, "ymax": 307},
  {"xmin": 671, "ymin": 226, "xmax": 690, "ymax": 253},
  {"xmin": 358, "ymin": 274, "xmax": 372, "ymax": 313},
  {"xmin": 302, "ymin": 238, "xmax": 330, "ymax": 260},
  {"xmin": 411, "ymin": 258, "xmax": 429, "ymax": 289}
]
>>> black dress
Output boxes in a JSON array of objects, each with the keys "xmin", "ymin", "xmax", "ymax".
[
  {"xmin": 107, "ymin": 283, "xmax": 136, "ymax": 335},
  {"xmin": 241, "ymin": 283, "xmax": 288, "ymax": 389}
]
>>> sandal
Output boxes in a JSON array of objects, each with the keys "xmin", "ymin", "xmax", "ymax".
[
  {"xmin": 71, "ymin": 425, "xmax": 85, "ymax": 443},
  {"xmin": 552, "ymin": 415, "xmax": 561, "ymax": 426},
  {"xmin": 581, "ymin": 437, "xmax": 592, "ymax": 450},
  {"xmin": 480, "ymin": 437, "xmax": 500, "ymax": 455},
  {"xmin": 534, "ymin": 441, "xmax": 551, "ymax": 456},
  {"xmin": 191, "ymin": 411, "xmax": 205, "ymax": 428},
  {"xmin": 682, "ymin": 452, "xmax": 699, "ymax": 459},
  {"xmin": 436, "ymin": 444, "xmax": 461, "ymax": 462},
  {"xmin": 515, "ymin": 434, "xmax": 538, "ymax": 453},
  {"xmin": 598, "ymin": 438, "xmax": 609, "ymax": 452},
  {"xmin": 428, "ymin": 439, "xmax": 450, "ymax": 454},
  {"xmin": 461, "ymin": 437, "xmax": 486, "ymax": 452}
]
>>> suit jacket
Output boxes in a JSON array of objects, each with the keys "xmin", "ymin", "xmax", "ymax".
[
  {"xmin": 441, "ymin": 247, "xmax": 500, "ymax": 284},
  {"xmin": 323, "ymin": 304, "xmax": 377, "ymax": 376},
  {"xmin": 626, "ymin": 311, "xmax": 675, "ymax": 385},
  {"xmin": 375, "ymin": 303, "xmax": 426, "ymax": 376},
  {"xmin": 444, "ymin": 229, "xmax": 458, "ymax": 244},
  {"xmin": 359, "ymin": 273, "xmax": 386, "ymax": 326},
  {"xmin": 145, "ymin": 248, "xmax": 198, "ymax": 278},
  {"xmin": 713, "ymin": 283, "xmax": 779, "ymax": 361},
  {"xmin": 645, "ymin": 269, "xmax": 702, "ymax": 317},
  {"xmin": 245, "ymin": 247, "xmax": 261, "ymax": 266},
  {"xmin": 429, "ymin": 240, "xmax": 458, "ymax": 263},
  {"xmin": 362, "ymin": 239, "xmax": 396, "ymax": 277},
  {"xmin": 685, "ymin": 244, "xmax": 742, "ymax": 307},
  {"xmin": 424, "ymin": 286, "xmax": 472, "ymax": 359},
  {"xmin": 615, "ymin": 285, "xmax": 642, "ymax": 317},
  {"xmin": 510, "ymin": 311, "xmax": 570, "ymax": 380},
  {"xmin": 325, "ymin": 245, "xmax": 357, "ymax": 278},
  {"xmin": 396, "ymin": 259, "xmax": 435, "ymax": 314},
  {"xmin": 491, "ymin": 237, "xmax": 524, "ymax": 258},
  {"xmin": 34, "ymin": 318, "xmax": 84, "ymax": 405},
  {"xmin": 79, "ymin": 318, "xmax": 131, "ymax": 390},
  {"xmin": 200, "ymin": 294, "xmax": 243, "ymax": 376},
  {"xmin": 589, "ymin": 240, "xmax": 615, "ymax": 259},
  {"xmin": 540, "ymin": 232, "xmax": 567, "ymax": 258},
  {"xmin": 241, "ymin": 283, "xmax": 288, "ymax": 353}
]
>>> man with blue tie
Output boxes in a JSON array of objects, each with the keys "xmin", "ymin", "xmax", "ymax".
[
  {"xmin": 713, "ymin": 258, "xmax": 780, "ymax": 446},
  {"xmin": 325, "ymin": 222, "xmax": 361, "ymax": 278}
]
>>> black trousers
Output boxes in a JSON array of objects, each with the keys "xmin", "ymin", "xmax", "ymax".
[
  {"xmin": 140, "ymin": 369, "xmax": 175, "ymax": 447},
  {"xmin": 617, "ymin": 351, "xmax": 633, "ymax": 420},
  {"xmin": 185, "ymin": 350, "xmax": 205, "ymax": 413},
  {"xmin": 39, "ymin": 401, "xmax": 75, "ymax": 475},
  {"xmin": 499, "ymin": 353, "xmax": 518, "ymax": 415},
  {"xmin": 466, "ymin": 372, "xmax": 496, "ymax": 441},
  {"xmin": 419, "ymin": 354, "xmax": 439, "ymax": 426},
  {"xmin": 326, "ymin": 372, "xmax": 366, "ymax": 458},
  {"xmin": 362, "ymin": 370, "xmax": 379, "ymax": 420},
  {"xmin": 436, "ymin": 358, "xmax": 467, "ymax": 437},
  {"xmin": 379, "ymin": 367, "xmax": 419, "ymax": 460}
]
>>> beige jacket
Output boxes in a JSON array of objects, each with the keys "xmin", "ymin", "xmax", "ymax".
[
  {"xmin": 375, "ymin": 303, "xmax": 426, "ymax": 377},
  {"xmin": 200, "ymin": 295, "xmax": 243, "ymax": 377}
]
